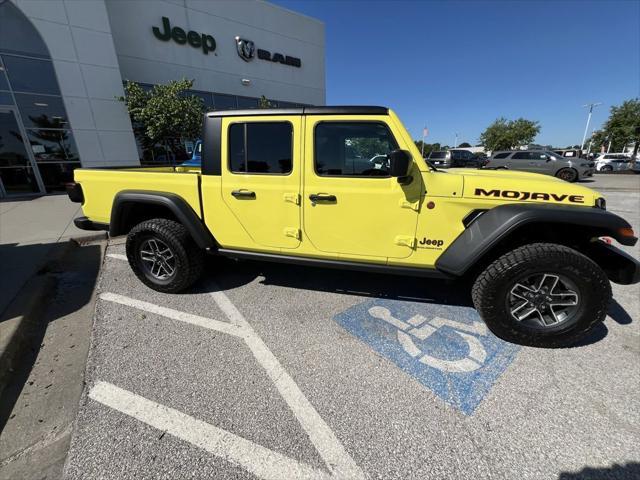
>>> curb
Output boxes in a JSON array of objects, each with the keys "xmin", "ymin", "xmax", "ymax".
[
  {"xmin": 0, "ymin": 239, "xmax": 104, "ymax": 398},
  {"xmin": 70, "ymin": 231, "xmax": 108, "ymax": 246},
  {"xmin": 0, "ymin": 274, "xmax": 56, "ymax": 398}
]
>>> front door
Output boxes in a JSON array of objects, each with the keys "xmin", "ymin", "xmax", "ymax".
[
  {"xmin": 221, "ymin": 116, "xmax": 302, "ymax": 250},
  {"xmin": 303, "ymin": 118, "xmax": 421, "ymax": 260},
  {"xmin": 0, "ymin": 109, "xmax": 42, "ymax": 196}
]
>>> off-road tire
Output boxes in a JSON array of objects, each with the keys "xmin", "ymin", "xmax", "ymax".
[
  {"xmin": 126, "ymin": 218, "xmax": 204, "ymax": 293},
  {"xmin": 472, "ymin": 243, "xmax": 611, "ymax": 347},
  {"xmin": 555, "ymin": 167, "xmax": 579, "ymax": 182}
]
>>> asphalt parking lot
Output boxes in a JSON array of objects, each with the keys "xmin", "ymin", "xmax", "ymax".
[{"xmin": 64, "ymin": 175, "xmax": 639, "ymax": 480}]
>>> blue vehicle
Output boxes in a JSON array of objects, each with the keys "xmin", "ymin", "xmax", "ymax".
[{"xmin": 180, "ymin": 140, "xmax": 202, "ymax": 167}]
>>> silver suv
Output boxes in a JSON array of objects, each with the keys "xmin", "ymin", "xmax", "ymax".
[{"xmin": 486, "ymin": 150, "xmax": 594, "ymax": 182}]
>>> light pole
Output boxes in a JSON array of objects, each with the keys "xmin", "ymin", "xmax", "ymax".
[
  {"xmin": 454, "ymin": 132, "xmax": 458, "ymax": 148},
  {"xmin": 581, "ymin": 102, "xmax": 601, "ymax": 150}
]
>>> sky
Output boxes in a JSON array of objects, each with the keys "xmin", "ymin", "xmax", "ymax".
[{"xmin": 272, "ymin": 0, "xmax": 640, "ymax": 147}]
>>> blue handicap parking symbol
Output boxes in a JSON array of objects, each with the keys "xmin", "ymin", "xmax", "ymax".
[{"xmin": 334, "ymin": 299, "xmax": 520, "ymax": 415}]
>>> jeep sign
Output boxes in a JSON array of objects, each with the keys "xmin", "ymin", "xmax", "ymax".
[{"xmin": 152, "ymin": 17, "xmax": 216, "ymax": 54}]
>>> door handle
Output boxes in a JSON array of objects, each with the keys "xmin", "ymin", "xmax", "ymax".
[
  {"xmin": 231, "ymin": 189, "xmax": 256, "ymax": 199},
  {"xmin": 309, "ymin": 193, "xmax": 336, "ymax": 202}
]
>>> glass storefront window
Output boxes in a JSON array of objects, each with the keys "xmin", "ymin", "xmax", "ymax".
[
  {"xmin": 213, "ymin": 93, "xmax": 237, "ymax": 110},
  {"xmin": 0, "ymin": 64, "xmax": 9, "ymax": 90},
  {"xmin": 2, "ymin": 54, "xmax": 59, "ymax": 94},
  {"xmin": 0, "ymin": 91, "xmax": 13, "ymax": 105},
  {"xmin": 0, "ymin": 2, "xmax": 49, "ymax": 58},
  {"xmin": 237, "ymin": 96, "xmax": 259, "ymax": 109},
  {"xmin": 0, "ymin": 166, "xmax": 40, "ymax": 194},
  {"xmin": 37, "ymin": 161, "xmax": 80, "ymax": 192},
  {"xmin": 14, "ymin": 93, "xmax": 68, "ymax": 128},
  {"xmin": 26, "ymin": 129, "xmax": 79, "ymax": 162},
  {"xmin": 184, "ymin": 90, "xmax": 213, "ymax": 109}
]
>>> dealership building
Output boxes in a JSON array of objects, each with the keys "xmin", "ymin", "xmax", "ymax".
[{"xmin": 0, "ymin": 0, "xmax": 325, "ymax": 197}]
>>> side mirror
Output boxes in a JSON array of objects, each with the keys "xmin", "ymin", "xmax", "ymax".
[{"xmin": 388, "ymin": 149, "xmax": 412, "ymax": 177}]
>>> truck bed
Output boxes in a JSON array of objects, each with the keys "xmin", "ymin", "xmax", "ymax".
[{"xmin": 74, "ymin": 166, "xmax": 202, "ymax": 225}]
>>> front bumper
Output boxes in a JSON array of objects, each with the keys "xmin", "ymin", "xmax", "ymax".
[
  {"xmin": 585, "ymin": 240, "xmax": 640, "ymax": 285},
  {"xmin": 74, "ymin": 216, "xmax": 109, "ymax": 232}
]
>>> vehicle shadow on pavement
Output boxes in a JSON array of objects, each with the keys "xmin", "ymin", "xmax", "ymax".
[
  {"xmin": 0, "ymin": 241, "xmax": 102, "ymax": 433},
  {"xmin": 558, "ymin": 461, "xmax": 640, "ymax": 480},
  {"xmin": 201, "ymin": 257, "xmax": 634, "ymax": 348},
  {"xmin": 204, "ymin": 256, "xmax": 474, "ymax": 307}
]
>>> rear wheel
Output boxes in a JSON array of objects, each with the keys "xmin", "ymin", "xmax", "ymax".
[
  {"xmin": 555, "ymin": 167, "xmax": 579, "ymax": 182},
  {"xmin": 600, "ymin": 165, "xmax": 613, "ymax": 172},
  {"xmin": 126, "ymin": 218, "xmax": 204, "ymax": 293},
  {"xmin": 472, "ymin": 243, "xmax": 611, "ymax": 347}
]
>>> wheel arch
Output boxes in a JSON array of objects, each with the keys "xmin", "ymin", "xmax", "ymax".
[
  {"xmin": 435, "ymin": 203, "xmax": 637, "ymax": 278},
  {"xmin": 110, "ymin": 191, "xmax": 216, "ymax": 249}
]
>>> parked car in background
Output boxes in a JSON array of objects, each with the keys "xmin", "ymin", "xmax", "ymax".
[
  {"xmin": 180, "ymin": 140, "xmax": 202, "ymax": 167},
  {"xmin": 427, "ymin": 149, "xmax": 484, "ymax": 168},
  {"xmin": 594, "ymin": 153, "xmax": 631, "ymax": 172},
  {"xmin": 486, "ymin": 150, "xmax": 594, "ymax": 182},
  {"xmin": 553, "ymin": 148, "xmax": 584, "ymax": 159}
]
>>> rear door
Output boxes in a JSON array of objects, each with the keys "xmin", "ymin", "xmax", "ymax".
[
  {"xmin": 302, "ymin": 116, "xmax": 421, "ymax": 260},
  {"xmin": 221, "ymin": 116, "xmax": 302, "ymax": 250}
]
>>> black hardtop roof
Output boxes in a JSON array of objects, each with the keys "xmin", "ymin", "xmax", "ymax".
[{"xmin": 206, "ymin": 106, "xmax": 388, "ymax": 118}]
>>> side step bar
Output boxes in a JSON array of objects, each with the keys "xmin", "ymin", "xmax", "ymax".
[{"xmin": 217, "ymin": 249, "xmax": 452, "ymax": 279}]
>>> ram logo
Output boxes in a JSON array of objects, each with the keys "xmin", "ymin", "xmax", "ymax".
[{"xmin": 474, "ymin": 188, "xmax": 585, "ymax": 203}]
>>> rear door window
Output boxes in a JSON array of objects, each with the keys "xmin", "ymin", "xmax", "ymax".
[{"xmin": 228, "ymin": 122, "xmax": 292, "ymax": 174}]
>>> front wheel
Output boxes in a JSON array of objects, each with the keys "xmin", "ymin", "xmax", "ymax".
[
  {"xmin": 472, "ymin": 243, "xmax": 611, "ymax": 347},
  {"xmin": 126, "ymin": 218, "xmax": 204, "ymax": 293},
  {"xmin": 600, "ymin": 165, "xmax": 613, "ymax": 172},
  {"xmin": 555, "ymin": 167, "xmax": 579, "ymax": 182}
]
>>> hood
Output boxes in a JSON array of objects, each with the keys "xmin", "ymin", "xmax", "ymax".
[{"xmin": 449, "ymin": 168, "xmax": 601, "ymax": 207}]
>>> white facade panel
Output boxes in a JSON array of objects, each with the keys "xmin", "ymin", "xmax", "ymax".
[
  {"xmin": 90, "ymin": 98, "xmax": 132, "ymax": 131},
  {"xmin": 53, "ymin": 60, "xmax": 87, "ymax": 97},
  {"xmin": 14, "ymin": 0, "xmax": 68, "ymax": 24},
  {"xmin": 64, "ymin": 0, "xmax": 112, "ymax": 33},
  {"xmin": 65, "ymin": 96, "xmax": 96, "ymax": 130},
  {"xmin": 98, "ymin": 131, "xmax": 141, "ymax": 164},
  {"xmin": 80, "ymin": 64, "xmax": 126, "ymax": 100},
  {"xmin": 105, "ymin": 0, "xmax": 325, "ymax": 105},
  {"xmin": 30, "ymin": 18, "xmax": 77, "ymax": 62},
  {"xmin": 5, "ymin": 0, "xmax": 325, "ymax": 187},
  {"xmin": 70, "ymin": 27, "xmax": 120, "ymax": 67}
]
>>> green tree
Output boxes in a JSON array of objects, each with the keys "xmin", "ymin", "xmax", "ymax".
[
  {"xmin": 118, "ymin": 79, "xmax": 204, "ymax": 163},
  {"xmin": 414, "ymin": 140, "xmax": 441, "ymax": 157},
  {"xmin": 590, "ymin": 99, "xmax": 640, "ymax": 153},
  {"xmin": 479, "ymin": 117, "xmax": 540, "ymax": 151},
  {"xmin": 258, "ymin": 95, "xmax": 273, "ymax": 109},
  {"xmin": 458, "ymin": 142, "xmax": 471, "ymax": 148}
]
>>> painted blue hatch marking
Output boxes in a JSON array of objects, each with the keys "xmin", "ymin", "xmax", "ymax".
[{"xmin": 334, "ymin": 299, "xmax": 520, "ymax": 415}]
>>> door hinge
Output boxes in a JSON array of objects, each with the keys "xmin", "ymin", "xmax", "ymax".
[
  {"xmin": 394, "ymin": 235, "xmax": 416, "ymax": 248},
  {"xmin": 283, "ymin": 193, "xmax": 300, "ymax": 205},
  {"xmin": 399, "ymin": 199, "xmax": 420, "ymax": 211},
  {"xmin": 284, "ymin": 227, "xmax": 301, "ymax": 240}
]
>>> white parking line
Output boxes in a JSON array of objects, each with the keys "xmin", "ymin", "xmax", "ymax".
[
  {"xmin": 106, "ymin": 253, "xmax": 128, "ymax": 261},
  {"xmin": 209, "ymin": 287, "xmax": 365, "ymax": 480},
  {"xmin": 96, "ymin": 256, "xmax": 365, "ymax": 479},
  {"xmin": 89, "ymin": 381, "xmax": 332, "ymax": 480},
  {"xmin": 99, "ymin": 292, "xmax": 245, "ymax": 339}
]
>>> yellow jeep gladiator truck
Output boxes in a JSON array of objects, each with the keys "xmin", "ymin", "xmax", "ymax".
[{"xmin": 67, "ymin": 106, "xmax": 640, "ymax": 347}]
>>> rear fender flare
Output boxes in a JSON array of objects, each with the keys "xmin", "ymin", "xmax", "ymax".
[{"xmin": 110, "ymin": 191, "xmax": 215, "ymax": 249}]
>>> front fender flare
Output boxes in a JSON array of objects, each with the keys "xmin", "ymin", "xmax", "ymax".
[{"xmin": 435, "ymin": 203, "xmax": 636, "ymax": 277}]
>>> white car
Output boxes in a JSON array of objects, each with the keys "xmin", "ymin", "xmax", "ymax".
[{"xmin": 594, "ymin": 153, "xmax": 631, "ymax": 172}]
